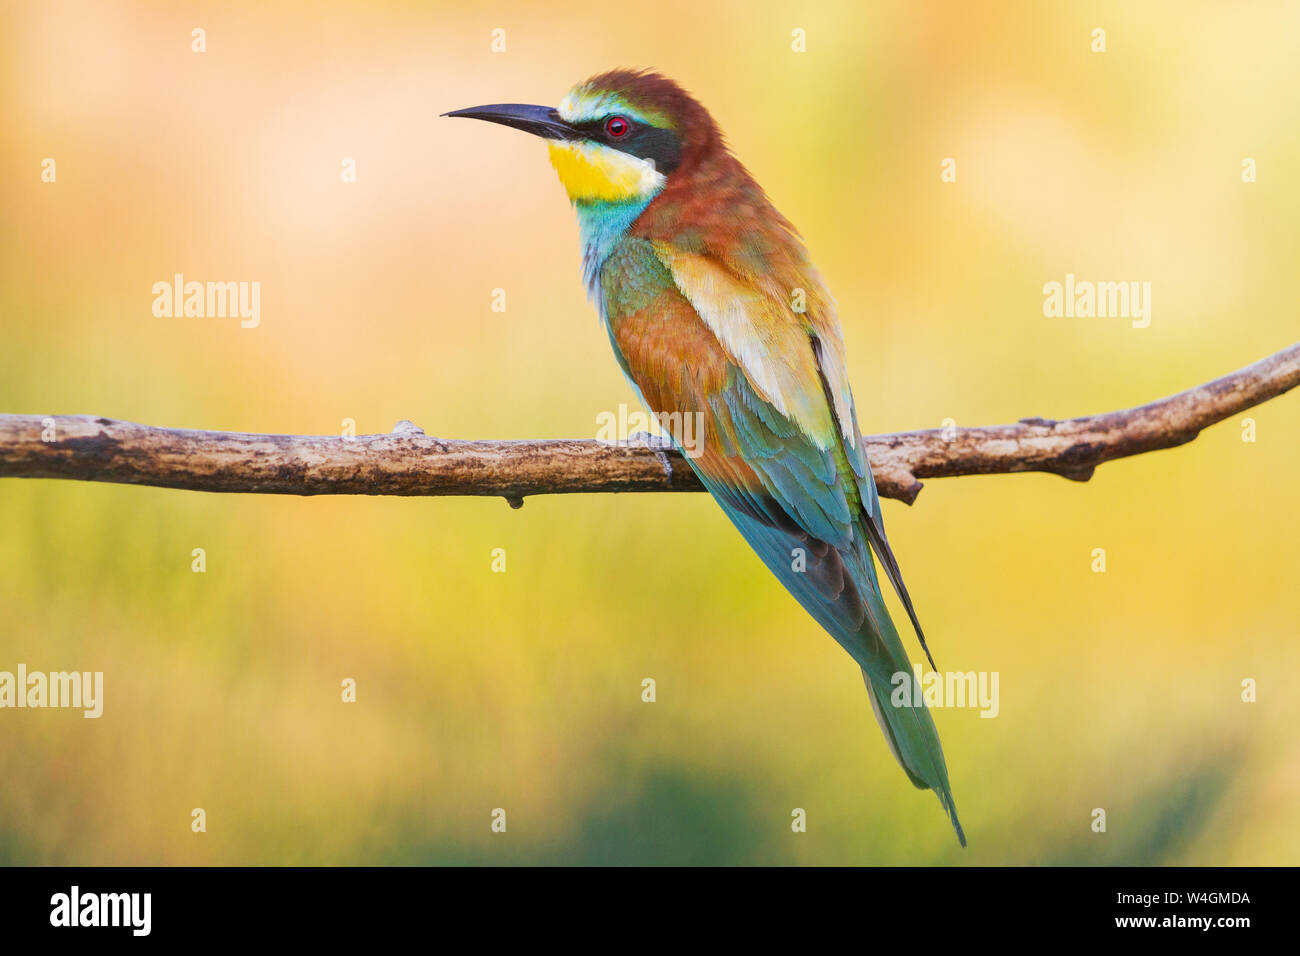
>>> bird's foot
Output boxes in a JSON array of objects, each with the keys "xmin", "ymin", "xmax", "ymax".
[{"xmin": 629, "ymin": 430, "xmax": 675, "ymax": 480}]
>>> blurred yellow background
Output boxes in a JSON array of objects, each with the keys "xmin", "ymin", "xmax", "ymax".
[{"xmin": 1, "ymin": 0, "xmax": 1297, "ymax": 864}]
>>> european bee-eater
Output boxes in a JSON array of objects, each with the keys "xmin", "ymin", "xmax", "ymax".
[{"xmin": 447, "ymin": 70, "xmax": 964, "ymax": 846}]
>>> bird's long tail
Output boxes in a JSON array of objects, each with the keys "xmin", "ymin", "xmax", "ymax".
[
  {"xmin": 861, "ymin": 661, "xmax": 966, "ymax": 847},
  {"xmin": 843, "ymin": 542, "xmax": 966, "ymax": 846},
  {"xmin": 693, "ymin": 480, "xmax": 965, "ymax": 845}
]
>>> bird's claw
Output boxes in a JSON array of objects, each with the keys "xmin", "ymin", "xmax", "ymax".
[{"xmin": 629, "ymin": 430, "xmax": 675, "ymax": 480}]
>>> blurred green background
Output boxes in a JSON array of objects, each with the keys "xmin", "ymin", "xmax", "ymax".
[{"xmin": 1, "ymin": 0, "xmax": 1297, "ymax": 865}]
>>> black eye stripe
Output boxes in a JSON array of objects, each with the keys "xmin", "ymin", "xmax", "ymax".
[
  {"xmin": 572, "ymin": 117, "xmax": 629, "ymax": 138},
  {"xmin": 573, "ymin": 116, "xmax": 684, "ymax": 175}
]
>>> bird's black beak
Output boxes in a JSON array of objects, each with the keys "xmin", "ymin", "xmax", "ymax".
[{"xmin": 441, "ymin": 103, "xmax": 578, "ymax": 141}]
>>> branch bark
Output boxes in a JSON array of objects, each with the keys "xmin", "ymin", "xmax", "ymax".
[{"xmin": 1, "ymin": 343, "xmax": 1296, "ymax": 506}]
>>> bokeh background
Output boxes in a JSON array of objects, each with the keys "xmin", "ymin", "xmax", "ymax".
[{"xmin": 1, "ymin": 0, "xmax": 1297, "ymax": 865}]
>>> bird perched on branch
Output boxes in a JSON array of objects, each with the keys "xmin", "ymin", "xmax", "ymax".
[{"xmin": 447, "ymin": 69, "xmax": 965, "ymax": 846}]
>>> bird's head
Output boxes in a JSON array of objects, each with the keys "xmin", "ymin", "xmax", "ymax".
[{"xmin": 445, "ymin": 70, "xmax": 715, "ymax": 206}]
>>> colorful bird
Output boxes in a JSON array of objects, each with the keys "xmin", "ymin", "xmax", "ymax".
[{"xmin": 447, "ymin": 70, "xmax": 965, "ymax": 846}]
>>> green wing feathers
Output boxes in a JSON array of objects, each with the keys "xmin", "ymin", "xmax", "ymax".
[{"xmin": 599, "ymin": 238, "xmax": 965, "ymax": 845}]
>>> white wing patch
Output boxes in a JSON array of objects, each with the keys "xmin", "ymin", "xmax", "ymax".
[{"xmin": 653, "ymin": 243, "xmax": 838, "ymax": 449}]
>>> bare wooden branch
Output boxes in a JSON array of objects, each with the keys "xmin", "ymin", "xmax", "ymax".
[{"xmin": 1, "ymin": 343, "xmax": 1296, "ymax": 506}]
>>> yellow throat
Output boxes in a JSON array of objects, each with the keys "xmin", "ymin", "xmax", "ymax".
[{"xmin": 547, "ymin": 139, "xmax": 666, "ymax": 204}]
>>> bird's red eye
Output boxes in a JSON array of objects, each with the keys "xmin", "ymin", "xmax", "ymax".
[{"xmin": 604, "ymin": 115, "xmax": 630, "ymax": 138}]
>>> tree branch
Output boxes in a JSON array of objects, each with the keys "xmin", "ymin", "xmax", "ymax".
[{"xmin": 1, "ymin": 343, "xmax": 1296, "ymax": 506}]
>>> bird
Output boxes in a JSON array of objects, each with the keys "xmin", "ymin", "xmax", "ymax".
[{"xmin": 446, "ymin": 69, "xmax": 965, "ymax": 846}]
